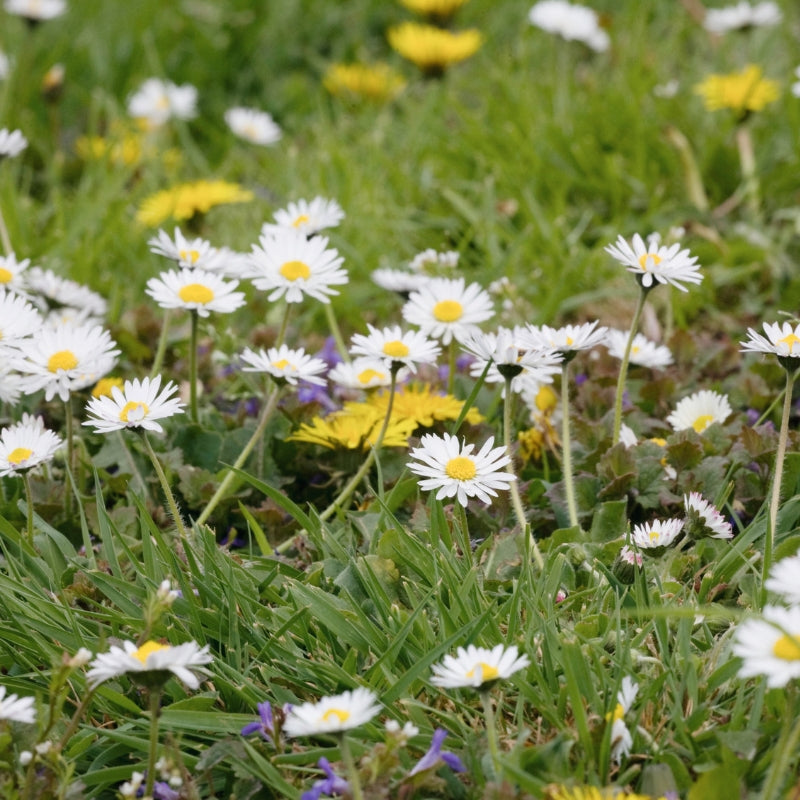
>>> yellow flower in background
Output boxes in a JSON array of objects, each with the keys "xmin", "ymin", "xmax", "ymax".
[
  {"xmin": 136, "ymin": 180, "xmax": 254, "ymax": 227},
  {"xmin": 694, "ymin": 64, "xmax": 779, "ymax": 117},
  {"xmin": 76, "ymin": 133, "xmax": 144, "ymax": 167},
  {"xmin": 324, "ymin": 63, "xmax": 407, "ymax": 103},
  {"xmin": 365, "ymin": 385, "xmax": 484, "ymax": 428},
  {"xmin": 288, "ymin": 404, "xmax": 416, "ymax": 450},
  {"xmin": 399, "ymin": 0, "xmax": 469, "ymax": 23},
  {"xmin": 91, "ymin": 376, "xmax": 124, "ymax": 399},
  {"xmin": 388, "ymin": 22, "xmax": 483, "ymax": 76}
]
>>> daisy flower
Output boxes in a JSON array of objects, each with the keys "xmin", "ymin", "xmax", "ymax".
[
  {"xmin": 399, "ymin": 0, "xmax": 468, "ymax": 21},
  {"xmin": 605, "ymin": 329, "xmax": 673, "ymax": 369},
  {"xmin": 606, "ymin": 676, "xmax": 638, "ymax": 764},
  {"xmin": 240, "ymin": 345, "xmax": 328, "ymax": 386},
  {"xmin": 224, "ymin": 106, "xmax": 282, "ymax": 146},
  {"xmin": 605, "ymin": 233, "xmax": 702, "ymax": 292},
  {"xmin": 613, "ymin": 544, "xmax": 643, "ymax": 583},
  {"xmin": 402, "ymin": 277, "xmax": 494, "ymax": 345},
  {"xmin": 0, "ymin": 128, "xmax": 28, "ymax": 159},
  {"xmin": 0, "ymin": 415, "xmax": 63, "ymax": 476},
  {"xmin": 87, "ymin": 639, "xmax": 211, "ymax": 689},
  {"xmin": 430, "ymin": 644, "xmax": 530, "ymax": 689},
  {"xmin": 522, "ymin": 320, "xmax": 608, "ymax": 360},
  {"xmin": 136, "ymin": 180, "xmax": 254, "ymax": 228},
  {"xmin": 528, "ymin": 0, "xmax": 610, "ymax": 52},
  {"xmin": 83, "ymin": 375, "xmax": 184, "ymax": 434},
  {"xmin": 148, "ymin": 227, "xmax": 228, "ymax": 271},
  {"xmin": 261, "ymin": 197, "xmax": 345, "ymax": 238},
  {"xmin": 323, "ymin": 63, "xmax": 406, "ymax": 104},
  {"xmin": 329, "ymin": 357, "xmax": 399, "ymax": 390},
  {"xmin": 0, "ymin": 685, "xmax": 36, "ymax": 724},
  {"xmin": 14, "ymin": 321, "xmax": 119, "ymax": 402},
  {"xmin": 703, "ymin": 1, "xmax": 781, "ymax": 34},
  {"xmin": 684, "ymin": 492, "xmax": 734, "ymax": 540},
  {"xmin": 0, "ymin": 358, "xmax": 24, "ymax": 404},
  {"xmin": 349, "ymin": 324, "xmax": 441, "ymax": 373},
  {"xmin": 765, "ymin": 555, "xmax": 800, "ymax": 605},
  {"xmin": 409, "ymin": 248, "xmax": 460, "ymax": 273},
  {"xmin": 407, "ymin": 432, "xmax": 515, "ymax": 507},
  {"xmin": 0, "ymin": 289, "xmax": 42, "ymax": 345},
  {"xmin": 127, "ymin": 78, "xmax": 197, "ymax": 129},
  {"xmin": 733, "ymin": 605, "xmax": 800, "ymax": 688},
  {"xmin": 145, "ymin": 268, "xmax": 245, "ymax": 317},
  {"xmin": 388, "ymin": 23, "xmax": 483, "ymax": 76},
  {"xmin": 371, "ymin": 267, "xmax": 429, "ymax": 296},
  {"xmin": 283, "ymin": 688, "xmax": 381, "ymax": 737},
  {"xmin": 666, "ymin": 389, "xmax": 732, "ymax": 433},
  {"xmin": 24, "ymin": 266, "xmax": 108, "ymax": 318},
  {"xmin": 248, "ymin": 229, "xmax": 348, "ymax": 304},
  {"xmin": 741, "ymin": 321, "xmax": 800, "ymax": 367},
  {"xmin": 4, "ymin": 0, "xmax": 65, "ymax": 20},
  {"xmin": 631, "ymin": 518, "xmax": 684, "ymax": 551}
]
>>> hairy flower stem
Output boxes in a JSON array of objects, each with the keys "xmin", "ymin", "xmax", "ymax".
[
  {"xmin": 455, "ymin": 500, "xmax": 473, "ymax": 569},
  {"xmin": 612, "ymin": 288, "xmax": 648, "ymax": 445},
  {"xmin": 736, "ymin": 123, "xmax": 760, "ymax": 217},
  {"xmin": 144, "ymin": 689, "xmax": 162, "ymax": 800},
  {"xmin": 189, "ymin": 310, "xmax": 199, "ymax": 423},
  {"xmin": 22, "ymin": 471, "xmax": 34, "ymax": 545},
  {"xmin": 324, "ymin": 302, "xmax": 351, "ymax": 364},
  {"xmin": 149, "ymin": 309, "xmax": 172, "ymax": 378},
  {"xmin": 560, "ymin": 362, "xmax": 579, "ymax": 529},
  {"xmin": 275, "ymin": 302, "xmax": 292, "ymax": 349},
  {"xmin": 143, "ymin": 432, "xmax": 188, "ymax": 539},
  {"xmin": 196, "ymin": 385, "xmax": 282, "ymax": 526},
  {"xmin": 480, "ymin": 688, "xmax": 503, "ymax": 783},
  {"xmin": 337, "ymin": 733, "xmax": 364, "ymax": 800}
]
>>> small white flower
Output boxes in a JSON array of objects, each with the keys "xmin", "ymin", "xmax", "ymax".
[
  {"xmin": 146, "ymin": 268, "xmax": 245, "ymax": 317},
  {"xmin": 430, "ymin": 644, "xmax": 530, "ymax": 689},
  {"xmin": 371, "ymin": 267, "xmax": 430, "ymax": 295},
  {"xmin": 224, "ymin": 106, "xmax": 282, "ymax": 146},
  {"xmin": 703, "ymin": 1, "xmax": 781, "ymax": 34},
  {"xmin": 523, "ymin": 320, "xmax": 608, "ymax": 358},
  {"xmin": 605, "ymin": 233, "xmax": 702, "ymax": 292},
  {"xmin": 19, "ymin": 751, "xmax": 33, "ymax": 766},
  {"xmin": 4, "ymin": 0, "xmax": 65, "ymax": 19},
  {"xmin": 733, "ymin": 605, "xmax": 800, "ymax": 688},
  {"xmin": 349, "ymin": 324, "xmax": 441, "ymax": 373},
  {"xmin": 148, "ymin": 228, "xmax": 228, "ymax": 271},
  {"xmin": 605, "ymin": 329, "xmax": 673, "ymax": 369},
  {"xmin": 407, "ymin": 432, "xmax": 515, "ymax": 507},
  {"xmin": 0, "ymin": 289, "xmax": 42, "ymax": 345},
  {"xmin": 68, "ymin": 647, "xmax": 93, "ymax": 668},
  {"xmin": 283, "ymin": 688, "xmax": 381, "ymax": 737},
  {"xmin": 684, "ymin": 492, "xmax": 734, "ymax": 540},
  {"xmin": 0, "ymin": 415, "xmax": 63, "ymax": 476},
  {"xmin": 240, "ymin": 345, "xmax": 328, "ymax": 386},
  {"xmin": 409, "ymin": 248, "xmax": 459, "ymax": 273},
  {"xmin": 385, "ymin": 719, "xmax": 419, "ymax": 741},
  {"xmin": 619, "ymin": 424, "xmax": 639, "ymax": 448},
  {"xmin": 528, "ymin": 0, "xmax": 610, "ymax": 52},
  {"xmin": 741, "ymin": 321, "xmax": 800, "ymax": 362},
  {"xmin": 765, "ymin": 555, "xmax": 800, "ymax": 604},
  {"xmin": 0, "ymin": 128, "xmax": 28, "ymax": 158},
  {"xmin": 631, "ymin": 518, "xmax": 684, "ymax": 550},
  {"xmin": 119, "ymin": 771, "xmax": 145, "ymax": 799},
  {"xmin": 0, "ymin": 357, "xmax": 25, "ymax": 404},
  {"xmin": 261, "ymin": 197, "xmax": 345, "ymax": 237},
  {"xmin": 24, "ymin": 266, "xmax": 108, "ymax": 318},
  {"xmin": 607, "ymin": 676, "xmax": 638, "ymax": 764},
  {"xmin": 666, "ymin": 390, "xmax": 732, "ymax": 433},
  {"xmin": 0, "ymin": 685, "xmax": 36, "ymax": 723},
  {"xmin": 329, "ymin": 357, "xmax": 399, "ymax": 390},
  {"xmin": 127, "ymin": 78, "xmax": 197, "ymax": 128}
]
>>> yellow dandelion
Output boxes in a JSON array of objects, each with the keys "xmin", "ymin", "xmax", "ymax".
[
  {"xmin": 287, "ymin": 405, "xmax": 416, "ymax": 450},
  {"xmin": 547, "ymin": 787, "xmax": 669, "ymax": 800},
  {"xmin": 76, "ymin": 133, "xmax": 144, "ymax": 167},
  {"xmin": 387, "ymin": 22, "xmax": 483, "ymax": 76},
  {"xmin": 399, "ymin": 0, "xmax": 469, "ymax": 23},
  {"xmin": 323, "ymin": 62, "xmax": 407, "ymax": 103},
  {"xmin": 136, "ymin": 180, "xmax": 254, "ymax": 227},
  {"xmin": 91, "ymin": 376, "xmax": 124, "ymax": 399},
  {"xmin": 694, "ymin": 64, "xmax": 779, "ymax": 118},
  {"xmin": 365, "ymin": 385, "xmax": 484, "ymax": 428},
  {"xmin": 518, "ymin": 427, "xmax": 545, "ymax": 463}
]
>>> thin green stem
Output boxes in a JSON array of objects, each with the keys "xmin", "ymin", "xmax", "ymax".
[
  {"xmin": 150, "ymin": 309, "xmax": 172, "ymax": 378},
  {"xmin": 196, "ymin": 385, "xmax": 282, "ymax": 526},
  {"xmin": 57, "ymin": 687, "xmax": 97, "ymax": 752},
  {"xmin": 22, "ymin": 471, "xmax": 34, "ymax": 545},
  {"xmin": 612, "ymin": 288, "xmax": 648, "ymax": 445},
  {"xmin": 64, "ymin": 395, "xmax": 74, "ymax": 518},
  {"xmin": 561, "ymin": 362, "xmax": 579, "ymax": 529},
  {"xmin": 275, "ymin": 302, "xmax": 292, "ymax": 349},
  {"xmin": 189, "ymin": 310, "xmax": 199, "ymax": 423},
  {"xmin": 736, "ymin": 123, "xmax": 760, "ymax": 218},
  {"xmin": 143, "ymin": 689, "xmax": 162, "ymax": 800},
  {"xmin": 447, "ymin": 339, "xmax": 457, "ymax": 395},
  {"xmin": 455, "ymin": 499, "xmax": 473, "ymax": 569},
  {"xmin": 760, "ymin": 687, "xmax": 800, "ymax": 800},
  {"xmin": 324, "ymin": 302, "xmax": 351, "ymax": 364},
  {"xmin": 337, "ymin": 733, "xmax": 364, "ymax": 800},
  {"xmin": 480, "ymin": 688, "xmax": 503, "ymax": 783},
  {"xmin": 0, "ymin": 200, "xmax": 12, "ymax": 255},
  {"xmin": 143, "ymin": 432, "xmax": 188, "ymax": 539}
]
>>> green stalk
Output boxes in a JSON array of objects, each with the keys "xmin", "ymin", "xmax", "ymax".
[
  {"xmin": 560, "ymin": 362, "xmax": 579, "ymax": 529},
  {"xmin": 57, "ymin": 687, "xmax": 97, "ymax": 752},
  {"xmin": 759, "ymin": 686, "xmax": 800, "ymax": 800},
  {"xmin": 337, "ymin": 733, "xmax": 364, "ymax": 800},
  {"xmin": 149, "ymin": 309, "xmax": 172, "ymax": 378},
  {"xmin": 447, "ymin": 338, "xmax": 457, "ymax": 395},
  {"xmin": 274, "ymin": 302, "xmax": 292, "ymax": 349},
  {"xmin": 64, "ymin": 395, "xmax": 74, "ymax": 519},
  {"xmin": 0, "ymin": 201, "xmax": 12, "ymax": 254},
  {"xmin": 324, "ymin": 301, "xmax": 351, "ymax": 364},
  {"xmin": 22, "ymin": 471, "xmax": 34, "ymax": 545},
  {"xmin": 455, "ymin": 499, "xmax": 473, "ymax": 569},
  {"xmin": 143, "ymin": 432, "xmax": 188, "ymax": 539},
  {"xmin": 480, "ymin": 688, "xmax": 503, "ymax": 783},
  {"xmin": 189, "ymin": 310, "xmax": 199, "ymax": 423},
  {"xmin": 143, "ymin": 689, "xmax": 162, "ymax": 800},
  {"xmin": 612, "ymin": 287, "xmax": 648, "ymax": 445},
  {"xmin": 736, "ymin": 123, "xmax": 760, "ymax": 218}
]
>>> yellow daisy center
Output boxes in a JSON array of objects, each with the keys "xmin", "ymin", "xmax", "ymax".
[
  {"xmin": 565, "ymin": 336, "xmax": 574, "ymax": 346},
  {"xmin": 648, "ymin": 530, "xmax": 659, "ymax": 542},
  {"xmin": 638, "ymin": 252, "xmax": 662, "ymax": 270},
  {"xmin": 445, "ymin": 455, "xmax": 477, "ymax": 481},
  {"xmin": 773, "ymin": 634, "xmax": 800, "ymax": 661},
  {"xmin": 48, "ymin": 350, "xmax": 78, "ymax": 373},
  {"xmin": 179, "ymin": 248, "xmax": 201, "ymax": 264},
  {"xmin": 433, "ymin": 299, "xmax": 463, "ymax": 322},
  {"xmin": 292, "ymin": 214, "xmax": 310, "ymax": 228},
  {"xmin": 632, "ymin": 345, "xmax": 640, "ymax": 354},
  {"xmin": 178, "ymin": 283, "xmax": 214, "ymax": 304},
  {"xmin": 777, "ymin": 333, "xmax": 800, "ymax": 354},
  {"xmin": 120, "ymin": 401, "xmax": 149, "ymax": 422},
  {"xmin": 322, "ymin": 707, "xmax": 350, "ymax": 724},
  {"xmin": 692, "ymin": 414, "xmax": 714, "ymax": 433},
  {"xmin": 383, "ymin": 340, "xmax": 409, "ymax": 358},
  {"xmin": 7, "ymin": 447, "xmax": 33, "ymax": 465},
  {"xmin": 465, "ymin": 662, "xmax": 499, "ymax": 681},
  {"xmin": 358, "ymin": 368, "xmax": 385, "ymax": 385},
  {"xmin": 280, "ymin": 260, "xmax": 311, "ymax": 281},
  {"xmin": 272, "ymin": 359, "xmax": 292, "ymax": 370},
  {"xmin": 0, "ymin": 268, "xmax": 12, "ymax": 283},
  {"xmin": 605, "ymin": 702, "xmax": 625, "ymax": 722},
  {"xmin": 132, "ymin": 640, "xmax": 169, "ymax": 665},
  {"xmin": 242, "ymin": 123, "xmax": 259, "ymax": 140}
]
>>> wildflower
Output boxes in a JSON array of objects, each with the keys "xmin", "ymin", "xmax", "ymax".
[
  {"xmin": 288, "ymin": 405, "xmax": 416, "ymax": 450},
  {"xmin": 301, "ymin": 757, "xmax": 350, "ymax": 800},
  {"xmin": 619, "ymin": 424, "xmax": 639, "ymax": 448},
  {"xmin": 684, "ymin": 492, "xmax": 734, "ymax": 540},
  {"xmin": 83, "ymin": 375, "xmax": 184, "ymax": 434},
  {"xmin": 367, "ymin": 385, "xmax": 484, "ymax": 427},
  {"xmin": 523, "ymin": 320, "xmax": 608, "ymax": 361},
  {"xmin": 91, "ymin": 376, "xmax": 124, "ymax": 398},
  {"xmin": 402, "ymin": 277, "xmax": 494, "ymax": 346},
  {"xmin": 145, "ymin": 268, "xmax": 245, "ymax": 317},
  {"xmin": 430, "ymin": 644, "xmax": 530, "ymax": 689},
  {"xmin": 4, "ymin": 0, "xmax": 65, "ymax": 19},
  {"xmin": 0, "ymin": 685, "xmax": 36, "ymax": 723},
  {"xmin": 371, "ymin": 267, "xmax": 429, "ymax": 296},
  {"xmin": 385, "ymin": 719, "xmax": 419, "ymax": 741},
  {"xmin": 408, "ymin": 728, "xmax": 466, "ymax": 776},
  {"xmin": 323, "ymin": 63, "xmax": 406, "ymax": 103},
  {"xmin": 248, "ymin": 229, "xmax": 348, "ymax": 304},
  {"xmin": 75, "ymin": 131, "xmax": 144, "ymax": 167},
  {"xmin": 284, "ymin": 688, "xmax": 381, "ymax": 737},
  {"xmin": 399, "ymin": 0, "xmax": 469, "ymax": 21},
  {"xmin": 224, "ymin": 106, "xmax": 282, "ymax": 146},
  {"xmin": 666, "ymin": 389, "xmax": 732, "ymax": 433},
  {"xmin": 127, "ymin": 77, "xmax": 197, "ymax": 129},
  {"xmin": 0, "ymin": 415, "xmax": 62, "ymax": 476},
  {"xmin": 0, "ymin": 252, "xmax": 29, "ymax": 295},
  {"xmin": 741, "ymin": 321, "xmax": 800, "ymax": 370},
  {"xmin": 695, "ymin": 64, "xmax": 779, "ymax": 118},
  {"xmin": 24, "ymin": 266, "xmax": 108, "ymax": 319},
  {"xmin": 387, "ymin": 22, "xmax": 483, "ymax": 76},
  {"xmin": 605, "ymin": 329, "xmax": 673, "ymax": 369},
  {"xmin": 410, "ymin": 248, "xmax": 460, "ymax": 273},
  {"xmin": 0, "ymin": 127, "xmax": 28, "ymax": 159},
  {"xmin": 87, "ymin": 639, "xmax": 212, "ymax": 689},
  {"xmin": 703, "ymin": 2, "xmax": 781, "ymax": 34},
  {"xmin": 136, "ymin": 180, "xmax": 254, "ymax": 227},
  {"xmin": 329, "ymin": 357, "xmax": 397, "ymax": 390},
  {"xmin": 261, "ymin": 197, "xmax": 345, "ymax": 238},
  {"xmin": 528, "ymin": 0, "xmax": 610, "ymax": 52},
  {"xmin": 605, "ymin": 233, "xmax": 702, "ymax": 292},
  {"xmin": 606, "ymin": 676, "xmax": 638, "ymax": 763},
  {"xmin": 0, "ymin": 289, "xmax": 42, "ymax": 344},
  {"xmin": 148, "ymin": 227, "xmax": 227, "ymax": 271},
  {"xmin": 241, "ymin": 700, "xmax": 289, "ymax": 742},
  {"xmin": 612, "ymin": 545, "xmax": 643, "ymax": 584},
  {"xmin": 239, "ymin": 345, "xmax": 327, "ymax": 387},
  {"xmin": 349, "ymin": 324, "xmax": 441, "ymax": 373},
  {"xmin": 733, "ymin": 605, "xmax": 800, "ymax": 688},
  {"xmin": 68, "ymin": 647, "xmax": 93, "ymax": 668},
  {"xmin": 765, "ymin": 555, "xmax": 800, "ymax": 605},
  {"xmin": 631, "ymin": 518, "xmax": 684, "ymax": 553}
]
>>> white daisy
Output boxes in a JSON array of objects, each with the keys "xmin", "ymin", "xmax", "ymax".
[
  {"xmin": 145, "ymin": 268, "xmax": 245, "ymax": 317},
  {"xmin": 619, "ymin": 424, "xmax": 639, "ymax": 448},
  {"xmin": 741, "ymin": 321, "xmax": 800, "ymax": 364},
  {"xmin": 0, "ymin": 128, "xmax": 27, "ymax": 159},
  {"xmin": 349, "ymin": 324, "xmax": 441, "ymax": 373},
  {"xmin": 765, "ymin": 555, "xmax": 800, "ymax": 605},
  {"xmin": 0, "ymin": 357, "xmax": 24, "ymax": 404},
  {"xmin": 4, "ymin": 0, "xmax": 65, "ymax": 19},
  {"xmin": 684, "ymin": 492, "xmax": 734, "ymax": 540},
  {"xmin": 527, "ymin": 0, "xmax": 610, "ymax": 52},
  {"xmin": 248, "ymin": 229, "xmax": 348, "ymax": 304},
  {"xmin": 407, "ymin": 432, "xmax": 515, "ymax": 507},
  {"xmin": 409, "ymin": 248, "xmax": 459, "ymax": 273},
  {"xmin": 631, "ymin": 518, "xmax": 684, "ymax": 551},
  {"xmin": 87, "ymin": 639, "xmax": 211, "ymax": 689},
  {"xmin": 703, "ymin": 1, "xmax": 781, "ymax": 34},
  {"xmin": 0, "ymin": 289, "xmax": 42, "ymax": 345},
  {"xmin": 523, "ymin": 320, "xmax": 608, "ymax": 360},
  {"xmin": 605, "ymin": 233, "xmax": 703, "ymax": 292},
  {"xmin": 666, "ymin": 390, "xmax": 732, "ymax": 433},
  {"xmin": 402, "ymin": 277, "xmax": 494, "ymax": 345},
  {"xmin": 607, "ymin": 676, "xmax": 638, "ymax": 764},
  {"xmin": 0, "ymin": 685, "xmax": 36, "ymax": 724},
  {"xmin": 733, "ymin": 605, "xmax": 800, "ymax": 688},
  {"xmin": 605, "ymin": 329, "xmax": 673, "ymax": 369},
  {"xmin": 371, "ymin": 267, "xmax": 430, "ymax": 295},
  {"xmin": 0, "ymin": 414, "xmax": 63, "ymax": 476},
  {"xmin": 240, "ymin": 345, "xmax": 328, "ymax": 386},
  {"xmin": 261, "ymin": 197, "xmax": 345, "ymax": 237},
  {"xmin": 148, "ymin": 228, "xmax": 228, "ymax": 271},
  {"xmin": 329, "ymin": 357, "xmax": 399, "ymax": 390},
  {"xmin": 0, "ymin": 252, "xmax": 31, "ymax": 295},
  {"xmin": 283, "ymin": 688, "xmax": 381, "ymax": 737},
  {"xmin": 430, "ymin": 644, "xmax": 530, "ymax": 689},
  {"xmin": 127, "ymin": 78, "xmax": 197, "ymax": 128},
  {"xmin": 83, "ymin": 375, "xmax": 184, "ymax": 434},
  {"xmin": 24, "ymin": 266, "xmax": 108, "ymax": 318},
  {"xmin": 224, "ymin": 106, "xmax": 282, "ymax": 146}
]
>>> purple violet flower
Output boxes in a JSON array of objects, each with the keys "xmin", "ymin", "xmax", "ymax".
[
  {"xmin": 300, "ymin": 757, "xmax": 350, "ymax": 800},
  {"xmin": 241, "ymin": 701, "xmax": 286, "ymax": 741},
  {"xmin": 408, "ymin": 728, "xmax": 466, "ymax": 777}
]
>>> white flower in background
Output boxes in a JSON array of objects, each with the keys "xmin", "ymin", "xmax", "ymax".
[
  {"xmin": 0, "ymin": 252, "xmax": 31, "ymax": 295},
  {"xmin": 83, "ymin": 375, "xmax": 185, "ymax": 434},
  {"xmin": 240, "ymin": 345, "xmax": 328, "ymax": 386},
  {"xmin": 248, "ymin": 229, "xmax": 348, "ymax": 304},
  {"xmin": 0, "ymin": 685, "xmax": 36, "ymax": 723},
  {"xmin": 0, "ymin": 358, "xmax": 25, "ymax": 404},
  {"xmin": 4, "ymin": 0, "xmax": 65, "ymax": 20},
  {"xmin": 409, "ymin": 248, "xmax": 459, "ymax": 273},
  {"xmin": 793, "ymin": 67, "xmax": 800, "ymax": 99},
  {"xmin": 148, "ymin": 228, "xmax": 228, "ymax": 271},
  {"xmin": 407, "ymin": 432, "xmax": 515, "ymax": 507},
  {"xmin": 741, "ymin": 321, "xmax": 800, "ymax": 361},
  {"xmin": 703, "ymin": 1, "xmax": 781, "ymax": 34},
  {"xmin": 371, "ymin": 267, "xmax": 430, "ymax": 295},
  {"xmin": 224, "ymin": 106, "xmax": 282, "ymax": 146},
  {"xmin": 605, "ymin": 233, "xmax": 702, "ymax": 292},
  {"xmin": 0, "ymin": 128, "xmax": 28, "ymax": 159},
  {"xmin": 684, "ymin": 492, "xmax": 734, "ymax": 540},
  {"xmin": 631, "ymin": 518, "xmax": 684, "ymax": 550},
  {"xmin": 607, "ymin": 676, "xmax": 638, "ymax": 763},
  {"xmin": 0, "ymin": 414, "xmax": 63, "ymax": 476},
  {"xmin": 329, "ymin": 357, "xmax": 400, "ymax": 390},
  {"xmin": 24, "ymin": 266, "xmax": 108, "ymax": 318},
  {"xmin": 666, "ymin": 390, "xmax": 732, "ymax": 433},
  {"xmin": 284, "ymin": 688, "xmax": 381, "ymax": 737},
  {"xmin": 127, "ymin": 78, "xmax": 197, "ymax": 128},
  {"xmin": 0, "ymin": 290, "xmax": 42, "ymax": 345},
  {"xmin": 605, "ymin": 329, "xmax": 673, "ymax": 369},
  {"xmin": 430, "ymin": 644, "xmax": 530, "ymax": 689},
  {"xmin": 261, "ymin": 197, "xmax": 345, "ymax": 237},
  {"xmin": 528, "ymin": 0, "xmax": 610, "ymax": 52},
  {"xmin": 733, "ymin": 605, "xmax": 800, "ymax": 688},
  {"xmin": 653, "ymin": 79, "xmax": 680, "ymax": 98},
  {"xmin": 523, "ymin": 320, "xmax": 608, "ymax": 360},
  {"xmin": 402, "ymin": 277, "xmax": 494, "ymax": 345},
  {"xmin": 349, "ymin": 324, "xmax": 441, "ymax": 373},
  {"xmin": 619, "ymin": 424, "xmax": 639, "ymax": 448},
  {"xmin": 765, "ymin": 555, "xmax": 800, "ymax": 605},
  {"xmin": 145, "ymin": 268, "xmax": 245, "ymax": 317}
]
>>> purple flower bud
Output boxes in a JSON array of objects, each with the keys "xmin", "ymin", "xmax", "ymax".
[
  {"xmin": 300, "ymin": 757, "xmax": 350, "ymax": 800},
  {"xmin": 408, "ymin": 729, "xmax": 466, "ymax": 777}
]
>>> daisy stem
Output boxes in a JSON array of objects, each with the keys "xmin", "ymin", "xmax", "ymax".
[
  {"xmin": 324, "ymin": 301, "xmax": 351, "ymax": 364},
  {"xmin": 143, "ymin": 688, "xmax": 162, "ymax": 800},
  {"xmin": 447, "ymin": 339, "xmax": 457, "ymax": 395},
  {"xmin": 22, "ymin": 471, "xmax": 34, "ymax": 545},
  {"xmin": 735, "ymin": 123, "xmax": 760, "ymax": 218},
  {"xmin": 143, "ymin": 432, "xmax": 188, "ymax": 539},
  {"xmin": 320, "ymin": 369, "xmax": 398, "ymax": 522},
  {"xmin": 612, "ymin": 288, "xmax": 647, "ymax": 446},
  {"xmin": 455, "ymin": 500, "xmax": 473, "ymax": 569},
  {"xmin": 561, "ymin": 362, "xmax": 579, "ymax": 530},
  {"xmin": 762, "ymin": 368, "xmax": 798, "ymax": 607},
  {"xmin": 189, "ymin": 310, "xmax": 199, "ymax": 423},
  {"xmin": 760, "ymin": 686, "xmax": 800, "ymax": 800},
  {"xmin": 150, "ymin": 309, "xmax": 172, "ymax": 378},
  {"xmin": 195, "ymin": 386, "xmax": 282, "ymax": 527},
  {"xmin": 337, "ymin": 732, "xmax": 364, "ymax": 800},
  {"xmin": 57, "ymin": 687, "xmax": 97, "ymax": 752},
  {"xmin": 0, "ymin": 201, "xmax": 12, "ymax": 255},
  {"xmin": 64, "ymin": 396, "xmax": 75, "ymax": 519},
  {"xmin": 275, "ymin": 302, "xmax": 292, "ymax": 349},
  {"xmin": 480, "ymin": 688, "xmax": 503, "ymax": 783}
]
